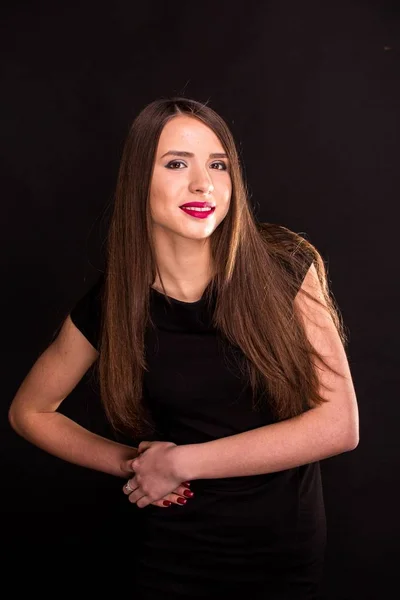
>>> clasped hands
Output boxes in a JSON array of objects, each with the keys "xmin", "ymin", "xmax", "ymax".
[{"xmin": 121, "ymin": 440, "xmax": 193, "ymax": 509}]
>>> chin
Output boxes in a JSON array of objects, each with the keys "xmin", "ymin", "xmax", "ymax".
[{"xmin": 181, "ymin": 229, "xmax": 214, "ymax": 241}]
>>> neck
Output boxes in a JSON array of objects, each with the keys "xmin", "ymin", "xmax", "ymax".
[{"xmin": 151, "ymin": 229, "xmax": 214, "ymax": 302}]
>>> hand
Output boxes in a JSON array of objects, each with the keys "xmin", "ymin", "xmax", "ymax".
[
  {"xmin": 121, "ymin": 440, "xmax": 192, "ymax": 509},
  {"xmin": 123, "ymin": 478, "xmax": 193, "ymax": 508}
]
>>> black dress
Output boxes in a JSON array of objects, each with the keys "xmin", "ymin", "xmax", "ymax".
[{"xmin": 70, "ymin": 267, "xmax": 326, "ymax": 600}]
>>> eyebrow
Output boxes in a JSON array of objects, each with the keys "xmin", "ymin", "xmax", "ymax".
[{"xmin": 160, "ymin": 150, "xmax": 228, "ymax": 159}]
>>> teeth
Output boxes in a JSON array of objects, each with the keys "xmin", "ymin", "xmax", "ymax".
[{"xmin": 182, "ymin": 206, "xmax": 213, "ymax": 212}]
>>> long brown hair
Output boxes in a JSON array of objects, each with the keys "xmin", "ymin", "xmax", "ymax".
[{"xmin": 96, "ymin": 97, "xmax": 348, "ymax": 438}]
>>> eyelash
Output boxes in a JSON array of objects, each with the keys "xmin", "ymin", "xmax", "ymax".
[{"xmin": 165, "ymin": 160, "xmax": 228, "ymax": 171}]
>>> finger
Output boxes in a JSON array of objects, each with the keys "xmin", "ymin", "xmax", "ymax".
[
  {"xmin": 138, "ymin": 441, "xmax": 152, "ymax": 453},
  {"xmin": 151, "ymin": 499, "xmax": 173, "ymax": 508},
  {"xmin": 128, "ymin": 490, "xmax": 145, "ymax": 505},
  {"xmin": 136, "ymin": 495, "xmax": 150, "ymax": 509},
  {"xmin": 175, "ymin": 485, "xmax": 194, "ymax": 499},
  {"xmin": 151, "ymin": 491, "xmax": 193, "ymax": 508},
  {"xmin": 121, "ymin": 459, "xmax": 135, "ymax": 475},
  {"xmin": 151, "ymin": 494, "xmax": 185, "ymax": 508},
  {"xmin": 122, "ymin": 478, "xmax": 138, "ymax": 495}
]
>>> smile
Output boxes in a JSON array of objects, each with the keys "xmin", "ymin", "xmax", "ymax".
[{"xmin": 179, "ymin": 206, "xmax": 216, "ymax": 219}]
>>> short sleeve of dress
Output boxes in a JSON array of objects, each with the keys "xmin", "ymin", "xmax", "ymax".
[
  {"xmin": 291, "ymin": 249, "xmax": 315, "ymax": 297},
  {"xmin": 257, "ymin": 222, "xmax": 316, "ymax": 298},
  {"xmin": 278, "ymin": 240, "xmax": 315, "ymax": 298},
  {"xmin": 70, "ymin": 274, "xmax": 104, "ymax": 350}
]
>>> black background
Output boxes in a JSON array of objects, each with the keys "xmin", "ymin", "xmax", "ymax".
[{"xmin": 2, "ymin": 1, "xmax": 398, "ymax": 597}]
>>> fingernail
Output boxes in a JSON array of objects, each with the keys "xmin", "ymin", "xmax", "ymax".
[
  {"xmin": 177, "ymin": 497, "xmax": 187, "ymax": 505},
  {"xmin": 163, "ymin": 500, "xmax": 171, "ymax": 506},
  {"xmin": 183, "ymin": 489, "xmax": 194, "ymax": 498},
  {"xmin": 183, "ymin": 482, "xmax": 191, "ymax": 486}
]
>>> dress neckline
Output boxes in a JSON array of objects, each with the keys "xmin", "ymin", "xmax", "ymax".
[
  {"xmin": 149, "ymin": 281, "xmax": 216, "ymax": 307},
  {"xmin": 150, "ymin": 285, "xmax": 207, "ymax": 306}
]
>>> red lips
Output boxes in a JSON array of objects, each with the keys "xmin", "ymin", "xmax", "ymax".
[
  {"xmin": 179, "ymin": 206, "xmax": 216, "ymax": 219},
  {"xmin": 180, "ymin": 201, "xmax": 215, "ymax": 209}
]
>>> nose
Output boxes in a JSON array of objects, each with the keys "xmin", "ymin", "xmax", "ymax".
[{"xmin": 189, "ymin": 169, "xmax": 214, "ymax": 196}]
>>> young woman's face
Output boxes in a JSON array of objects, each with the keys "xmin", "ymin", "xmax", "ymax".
[{"xmin": 149, "ymin": 115, "xmax": 232, "ymax": 241}]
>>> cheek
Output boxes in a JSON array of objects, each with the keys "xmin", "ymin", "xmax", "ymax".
[
  {"xmin": 149, "ymin": 182, "xmax": 166, "ymax": 215},
  {"xmin": 150, "ymin": 180, "xmax": 181, "ymax": 222},
  {"xmin": 150, "ymin": 174, "xmax": 180, "ymax": 206},
  {"xmin": 220, "ymin": 181, "xmax": 232, "ymax": 207}
]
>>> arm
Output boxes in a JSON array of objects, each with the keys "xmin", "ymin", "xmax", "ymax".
[
  {"xmin": 8, "ymin": 315, "xmax": 137, "ymax": 478},
  {"xmin": 174, "ymin": 264, "xmax": 359, "ymax": 481}
]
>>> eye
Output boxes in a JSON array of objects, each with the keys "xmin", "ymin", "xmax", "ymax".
[
  {"xmin": 165, "ymin": 160, "xmax": 228, "ymax": 170},
  {"xmin": 165, "ymin": 160, "xmax": 186, "ymax": 169},
  {"xmin": 211, "ymin": 161, "xmax": 228, "ymax": 171}
]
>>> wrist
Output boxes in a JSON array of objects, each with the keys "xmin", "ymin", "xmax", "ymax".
[
  {"xmin": 172, "ymin": 443, "xmax": 200, "ymax": 482},
  {"xmin": 119, "ymin": 445, "xmax": 139, "ymax": 478}
]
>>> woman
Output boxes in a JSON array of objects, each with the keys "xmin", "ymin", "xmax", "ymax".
[{"xmin": 9, "ymin": 97, "xmax": 359, "ymax": 599}]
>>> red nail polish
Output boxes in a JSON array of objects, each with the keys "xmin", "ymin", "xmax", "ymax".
[
  {"xmin": 183, "ymin": 489, "xmax": 194, "ymax": 498},
  {"xmin": 163, "ymin": 500, "xmax": 171, "ymax": 506},
  {"xmin": 177, "ymin": 497, "xmax": 187, "ymax": 505},
  {"xmin": 183, "ymin": 482, "xmax": 191, "ymax": 486}
]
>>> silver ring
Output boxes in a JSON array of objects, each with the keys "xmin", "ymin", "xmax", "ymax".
[{"xmin": 125, "ymin": 480, "xmax": 134, "ymax": 493}]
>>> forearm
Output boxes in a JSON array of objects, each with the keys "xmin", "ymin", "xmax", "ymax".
[
  {"xmin": 176, "ymin": 407, "xmax": 358, "ymax": 481},
  {"xmin": 11, "ymin": 411, "xmax": 138, "ymax": 478}
]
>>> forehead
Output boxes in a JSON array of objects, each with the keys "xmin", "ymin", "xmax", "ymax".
[{"xmin": 157, "ymin": 116, "xmax": 224, "ymax": 152}]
